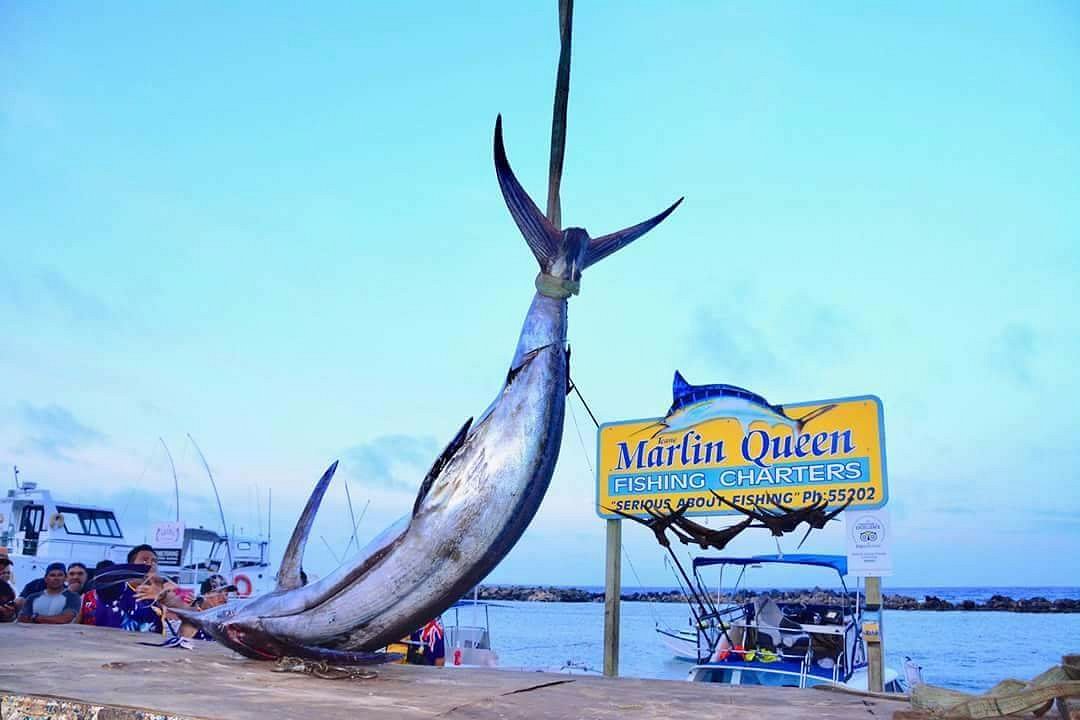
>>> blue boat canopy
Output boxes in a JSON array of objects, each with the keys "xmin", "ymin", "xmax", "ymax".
[{"xmin": 692, "ymin": 553, "xmax": 848, "ymax": 576}]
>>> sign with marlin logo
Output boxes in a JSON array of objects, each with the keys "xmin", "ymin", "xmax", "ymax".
[{"xmin": 595, "ymin": 373, "xmax": 888, "ymax": 518}]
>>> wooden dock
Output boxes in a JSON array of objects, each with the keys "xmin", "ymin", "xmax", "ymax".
[{"xmin": 0, "ymin": 623, "xmax": 907, "ymax": 719}]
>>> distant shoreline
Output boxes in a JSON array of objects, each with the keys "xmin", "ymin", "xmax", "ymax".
[{"xmin": 476, "ymin": 585, "xmax": 1080, "ymax": 612}]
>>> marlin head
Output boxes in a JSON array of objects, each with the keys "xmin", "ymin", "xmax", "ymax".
[{"xmin": 494, "ymin": 115, "xmax": 682, "ymax": 298}]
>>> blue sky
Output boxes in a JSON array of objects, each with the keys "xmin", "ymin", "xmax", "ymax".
[{"xmin": 2, "ymin": 2, "xmax": 1077, "ymax": 588}]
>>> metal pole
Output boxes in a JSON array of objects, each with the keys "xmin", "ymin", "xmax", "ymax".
[
  {"xmin": 188, "ymin": 434, "xmax": 235, "ymax": 572},
  {"xmin": 546, "ymin": 0, "xmax": 573, "ymax": 228},
  {"xmin": 865, "ymin": 575, "xmax": 884, "ymax": 692},
  {"xmin": 603, "ymin": 518, "xmax": 621, "ymax": 677}
]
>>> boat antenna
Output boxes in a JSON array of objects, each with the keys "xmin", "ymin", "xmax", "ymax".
[
  {"xmin": 255, "ymin": 484, "xmax": 263, "ymax": 537},
  {"xmin": 160, "ymin": 438, "xmax": 180, "ymax": 522},
  {"xmin": 12, "ymin": 465, "xmax": 19, "ymax": 489},
  {"xmin": 187, "ymin": 434, "xmax": 235, "ymax": 572}
]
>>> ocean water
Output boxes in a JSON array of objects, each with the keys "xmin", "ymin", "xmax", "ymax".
[{"xmin": 469, "ymin": 595, "xmax": 1080, "ymax": 693}]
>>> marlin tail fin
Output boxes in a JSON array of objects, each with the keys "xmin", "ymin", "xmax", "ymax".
[{"xmin": 494, "ymin": 115, "xmax": 682, "ymax": 282}]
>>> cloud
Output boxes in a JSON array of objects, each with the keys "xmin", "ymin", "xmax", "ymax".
[
  {"xmin": 988, "ymin": 323, "xmax": 1037, "ymax": 385},
  {"xmin": 17, "ymin": 403, "xmax": 107, "ymax": 460},
  {"xmin": 341, "ymin": 434, "xmax": 439, "ymax": 492},
  {"xmin": 690, "ymin": 289, "xmax": 859, "ymax": 379},
  {"xmin": 0, "ymin": 266, "xmax": 117, "ymax": 331}
]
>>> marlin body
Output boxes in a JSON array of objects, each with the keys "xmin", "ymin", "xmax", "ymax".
[
  {"xmin": 650, "ymin": 372, "xmax": 835, "ymax": 437},
  {"xmin": 176, "ymin": 117, "xmax": 681, "ymax": 662}
]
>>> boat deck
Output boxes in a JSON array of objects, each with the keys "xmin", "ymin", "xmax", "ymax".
[{"xmin": 0, "ymin": 623, "xmax": 907, "ymax": 719}]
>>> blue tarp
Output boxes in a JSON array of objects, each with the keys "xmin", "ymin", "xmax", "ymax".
[{"xmin": 692, "ymin": 554, "xmax": 848, "ymax": 576}]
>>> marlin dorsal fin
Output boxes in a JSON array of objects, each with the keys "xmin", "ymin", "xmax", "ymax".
[
  {"xmin": 672, "ymin": 370, "xmax": 693, "ymax": 402},
  {"xmin": 413, "ymin": 417, "xmax": 472, "ymax": 516},
  {"xmin": 277, "ymin": 460, "xmax": 338, "ymax": 592}
]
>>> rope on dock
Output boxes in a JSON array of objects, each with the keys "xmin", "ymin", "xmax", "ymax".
[{"xmin": 893, "ymin": 653, "xmax": 1080, "ymax": 719}]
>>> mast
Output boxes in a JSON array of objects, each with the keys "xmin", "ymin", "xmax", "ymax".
[
  {"xmin": 160, "ymin": 438, "xmax": 180, "ymax": 522},
  {"xmin": 187, "ymin": 434, "xmax": 235, "ymax": 572}
]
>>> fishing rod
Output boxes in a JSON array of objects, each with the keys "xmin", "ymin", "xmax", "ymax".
[
  {"xmin": 343, "ymin": 477, "xmax": 359, "ymax": 556},
  {"xmin": 187, "ymin": 434, "xmax": 235, "ymax": 572},
  {"xmin": 160, "ymin": 438, "xmax": 180, "ymax": 523}
]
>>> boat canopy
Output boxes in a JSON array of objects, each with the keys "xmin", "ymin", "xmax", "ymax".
[{"xmin": 692, "ymin": 554, "xmax": 848, "ymax": 576}]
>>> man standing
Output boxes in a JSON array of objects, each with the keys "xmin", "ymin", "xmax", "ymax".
[{"xmin": 17, "ymin": 563, "xmax": 80, "ymax": 624}]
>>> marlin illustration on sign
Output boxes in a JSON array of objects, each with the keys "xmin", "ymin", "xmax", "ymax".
[
  {"xmin": 640, "ymin": 371, "xmax": 836, "ymax": 438},
  {"xmin": 170, "ymin": 117, "xmax": 682, "ymax": 663}
]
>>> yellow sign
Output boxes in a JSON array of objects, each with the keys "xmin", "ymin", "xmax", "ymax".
[{"xmin": 596, "ymin": 380, "xmax": 887, "ymax": 518}]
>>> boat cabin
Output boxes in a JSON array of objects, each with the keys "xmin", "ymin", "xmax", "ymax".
[
  {"xmin": 155, "ymin": 526, "xmax": 271, "ymax": 597},
  {"xmin": 1, "ymin": 483, "xmax": 134, "ymax": 585}
]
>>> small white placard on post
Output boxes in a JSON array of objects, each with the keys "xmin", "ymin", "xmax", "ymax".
[
  {"xmin": 151, "ymin": 522, "xmax": 185, "ymax": 550},
  {"xmin": 845, "ymin": 509, "xmax": 893, "ymax": 577}
]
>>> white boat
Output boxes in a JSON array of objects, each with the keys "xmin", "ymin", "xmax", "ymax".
[
  {"xmin": 2, "ymin": 481, "xmax": 134, "ymax": 586},
  {"xmin": 154, "ymin": 525, "xmax": 273, "ymax": 598},
  {"xmin": 442, "ymin": 598, "xmax": 600, "ymax": 675},
  {"xmin": 444, "ymin": 599, "xmax": 501, "ymax": 668},
  {"xmin": 668, "ymin": 554, "xmax": 918, "ymax": 692},
  {"xmin": 1, "ymin": 473, "xmax": 271, "ymax": 598}
]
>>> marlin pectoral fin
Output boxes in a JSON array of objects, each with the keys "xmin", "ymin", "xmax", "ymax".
[
  {"xmin": 583, "ymin": 197, "xmax": 683, "ymax": 268},
  {"xmin": 494, "ymin": 115, "xmax": 561, "ymax": 270},
  {"xmin": 792, "ymin": 403, "xmax": 838, "ymax": 432},
  {"xmin": 413, "ymin": 417, "xmax": 473, "ymax": 516},
  {"xmin": 278, "ymin": 461, "xmax": 339, "ymax": 592},
  {"xmin": 506, "ymin": 343, "xmax": 550, "ymax": 387}
]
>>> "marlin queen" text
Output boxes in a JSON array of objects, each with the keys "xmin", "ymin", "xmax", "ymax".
[{"xmin": 615, "ymin": 428, "xmax": 856, "ymax": 470}]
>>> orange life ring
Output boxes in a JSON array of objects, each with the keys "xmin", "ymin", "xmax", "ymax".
[{"xmin": 233, "ymin": 574, "xmax": 253, "ymax": 597}]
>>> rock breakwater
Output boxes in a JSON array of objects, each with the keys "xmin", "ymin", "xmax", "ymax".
[{"xmin": 475, "ymin": 586, "xmax": 1080, "ymax": 612}]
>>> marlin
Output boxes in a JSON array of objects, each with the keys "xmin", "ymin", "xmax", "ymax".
[
  {"xmin": 171, "ymin": 116, "xmax": 681, "ymax": 663},
  {"xmin": 642, "ymin": 372, "xmax": 836, "ymax": 437}
]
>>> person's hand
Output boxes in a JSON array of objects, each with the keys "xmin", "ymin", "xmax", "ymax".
[
  {"xmin": 157, "ymin": 580, "xmax": 189, "ymax": 608},
  {"xmin": 199, "ymin": 592, "xmax": 228, "ymax": 610},
  {"xmin": 133, "ymin": 582, "xmax": 159, "ymax": 603}
]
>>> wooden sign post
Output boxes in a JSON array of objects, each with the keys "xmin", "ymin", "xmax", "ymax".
[
  {"xmin": 865, "ymin": 575, "xmax": 884, "ymax": 692},
  {"xmin": 603, "ymin": 518, "xmax": 621, "ymax": 676}
]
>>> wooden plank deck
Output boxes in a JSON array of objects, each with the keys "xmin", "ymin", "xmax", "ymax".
[{"xmin": 0, "ymin": 623, "xmax": 907, "ymax": 719}]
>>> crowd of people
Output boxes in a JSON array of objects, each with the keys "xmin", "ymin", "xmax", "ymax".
[
  {"xmin": 0, "ymin": 545, "xmax": 230, "ymax": 638},
  {"xmin": 0, "ymin": 547, "xmax": 446, "ymax": 665}
]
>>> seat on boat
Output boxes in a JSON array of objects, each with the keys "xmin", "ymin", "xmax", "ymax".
[{"xmin": 752, "ymin": 596, "xmax": 809, "ymax": 656}]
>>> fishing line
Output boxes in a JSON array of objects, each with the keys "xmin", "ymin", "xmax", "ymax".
[
  {"xmin": 119, "ymin": 450, "xmax": 154, "ymax": 520},
  {"xmin": 568, "ymin": 377, "xmax": 600, "ymax": 429},
  {"xmin": 567, "ymin": 399, "xmax": 595, "ymax": 476},
  {"xmin": 622, "ymin": 542, "xmax": 662, "ymax": 627}
]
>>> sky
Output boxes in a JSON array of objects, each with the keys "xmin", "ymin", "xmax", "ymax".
[{"xmin": 1, "ymin": 2, "xmax": 1077, "ymax": 588}]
